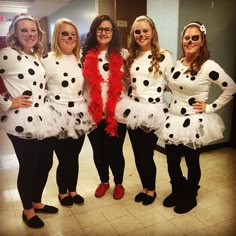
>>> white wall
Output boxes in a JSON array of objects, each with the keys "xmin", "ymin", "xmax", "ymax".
[{"xmin": 147, "ymin": 0, "xmax": 179, "ymax": 61}]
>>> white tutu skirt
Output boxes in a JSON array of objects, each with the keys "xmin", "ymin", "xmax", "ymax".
[
  {"xmin": 157, "ymin": 112, "xmax": 225, "ymax": 149},
  {"xmin": 53, "ymin": 102, "xmax": 96, "ymax": 139},
  {"xmin": 115, "ymin": 95, "xmax": 168, "ymax": 132},
  {"xmin": 0, "ymin": 104, "xmax": 63, "ymax": 140}
]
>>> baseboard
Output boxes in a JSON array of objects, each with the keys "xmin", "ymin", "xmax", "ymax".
[{"xmin": 155, "ymin": 142, "xmax": 232, "ymax": 154}]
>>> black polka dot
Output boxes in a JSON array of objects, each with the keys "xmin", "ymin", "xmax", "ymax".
[
  {"xmin": 155, "ymin": 97, "xmax": 160, "ymax": 103},
  {"xmin": 1, "ymin": 115, "xmax": 7, "ymax": 122},
  {"xmin": 78, "ymin": 91, "xmax": 82, "ymax": 96},
  {"xmin": 123, "ymin": 109, "xmax": 131, "ymax": 118},
  {"xmin": 62, "ymin": 81, "xmax": 69, "ymax": 87},
  {"xmin": 188, "ymin": 97, "xmax": 195, "ymax": 106},
  {"xmin": 0, "ymin": 69, "xmax": 5, "ymax": 74},
  {"xmin": 196, "ymin": 133, "xmax": 200, "ymax": 138},
  {"xmin": 56, "ymin": 61, "xmax": 59, "ymax": 65},
  {"xmin": 67, "ymin": 111, "xmax": 72, "ymax": 116},
  {"xmin": 103, "ymin": 63, "xmax": 109, "ymax": 71},
  {"xmin": 17, "ymin": 55, "xmax": 22, "ymax": 61},
  {"xmin": 136, "ymin": 67, "xmax": 139, "ymax": 71},
  {"xmin": 148, "ymin": 97, "xmax": 154, "ymax": 103},
  {"xmin": 27, "ymin": 116, "xmax": 33, "ymax": 122},
  {"xmin": 14, "ymin": 110, "xmax": 19, "ymax": 114},
  {"xmin": 171, "ymin": 67, "xmax": 175, "ymax": 73},
  {"xmin": 157, "ymin": 87, "xmax": 162, "ymax": 92},
  {"xmin": 183, "ymin": 118, "xmax": 190, "ymax": 127},
  {"xmin": 169, "ymin": 134, "xmax": 174, "ymax": 138},
  {"xmin": 159, "ymin": 54, "xmax": 165, "ymax": 62},
  {"xmin": 22, "ymin": 90, "xmax": 32, "ymax": 96},
  {"xmin": 15, "ymin": 126, "xmax": 24, "ymax": 133},
  {"xmin": 190, "ymin": 76, "xmax": 195, "ymax": 81},
  {"xmin": 199, "ymin": 118, "xmax": 203, "ymax": 122},
  {"xmin": 34, "ymin": 61, "xmax": 39, "ymax": 66},
  {"xmin": 163, "ymin": 108, "xmax": 168, "ymax": 113},
  {"xmin": 55, "ymin": 95, "xmax": 60, "ymax": 100},
  {"xmin": 18, "ymin": 74, "xmax": 24, "ymax": 79},
  {"xmin": 43, "ymin": 54, "xmax": 48, "ymax": 59},
  {"xmin": 71, "ymin": 78, "xmax": 75, "ymax": 83},
  {"xmin": 128, "ymin": 87, "xmax": 132, "ymax": 96},
  {"xmin": 68, "ymin": 101, "xmax": 74, "ymax": 107},
  {"xmin": 28, "ymin": 68, "xmax": 35, "ymax": 75},
  {"xmin": 39, "ymin": 116, "xmax": 42, "ymax": 121},
  {"xmin": 33, "ymin": 81, "xmax": 37, "ymax": 85},
  {"xmin": 78, "ymin": 112, "xmax": 84, "ymax": 118},
  {"xmin": 63, "ymin": 72, "xmax": 68, "ymax": 77},
  {"xmin": 78, "ymin": 63, "xmax": 82, "ymax": 68},
  {"xmin": 99, "ymin": 58, "xmax": 102, "ymax": 62},
  {"xmin": 179, "ymin": 86, "xmax": 183, "ymax": 90},
  {"xmin": 209, "ymin": 71, "xmax": 219, "ymax": 80},
  {"xmin": 173, "ymin": 71, "xmax": 181, "ymax": 79},
  {"xmin": 143, "ymin": 80, "xmax": 149, "ymax": 86},
  {"xmin": 181, "ymin": 107, "xmax": 186, "ymax": 115},
  {"xmin": 39, "ymin": 83, "xmax": 44, "ymax": 89},
  {"xmin": 222, "ymin": 81, "xmax": 228, "ymax": 87},
  {"xmin": 212, "ymin": 103, "xmax": 217, "ymax": 108},
  {"xmin": 3, "ymin": 55, "xmax": 8, "ymax": 60},
  {"xmin": 34, "ymin": 103, "xmax": 39, "ymax": 107},
  {"xmin": 148, "ymin": 55, "xmax": 152, "ymax": 59},
  {"xmin": 166, "ymin": 123, "xmax": 170, "ymax": 128},
  {"xmin": 76, "ymin": 119, "xmax": 81, "ymax": 124},
  {"xmin": 134, "ymin": 97, "xmax": 140, "ymax": 102},
  {"xmin": 132, "ymin": 78, "xmax": 136, "ymax": 83}
]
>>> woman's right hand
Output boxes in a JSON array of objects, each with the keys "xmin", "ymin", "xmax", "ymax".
[{"xmin": 10, "ymin": 95, "xmax": 32, "ymax": 109}]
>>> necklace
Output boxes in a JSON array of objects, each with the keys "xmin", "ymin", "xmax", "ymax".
[{"xmin": 83, "ymin": 48, "xmax": 124, "ymax": 136}]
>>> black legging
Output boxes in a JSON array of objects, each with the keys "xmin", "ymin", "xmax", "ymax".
[
  {"xmin": 7, "ymin": 134, "xmax": 53, "ymax": 210},
  {"xmin": 54, "ymin": 136, "xmax": 85, "ymax": 194},
  {"xmin": 88, "ymin": 120, "xmax": 126, "ymax": 184},
  {"xmin": 165, "ymin": 144, "xmax": 201, "ymax": 186},
  {"xmin": 128, "ymin": 128, "xmax": 158, "ymax": 191}
]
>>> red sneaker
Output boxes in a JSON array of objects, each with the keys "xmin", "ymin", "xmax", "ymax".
[
  {"xmin": 95, "ymin": 183, "xmax": 110, "ymax": 198},
  {"xmin": 113, "ymin": 184, "xmax": 125, "ymax": 200}
]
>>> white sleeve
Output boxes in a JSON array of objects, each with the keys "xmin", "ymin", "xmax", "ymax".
[{"xmin": 204, "ymin": 60, "xmax": 236, "ymax": 113}]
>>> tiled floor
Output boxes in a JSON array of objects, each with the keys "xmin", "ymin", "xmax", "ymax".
[{"xmin": 0, "ymin": 130, "xmax": 235, "ymax": 236}]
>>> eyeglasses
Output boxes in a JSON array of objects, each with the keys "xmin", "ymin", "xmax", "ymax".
[
  {"xmin": 60, "ymin": 31, "xmax": 77, "ymax": 40},
  {"xmin": 96, "ymin": 27, "xmax": 113, "ymax": 34},
  {"xmin": 183, "ymin": 35, "xmax": 200, "ymax": 41}
]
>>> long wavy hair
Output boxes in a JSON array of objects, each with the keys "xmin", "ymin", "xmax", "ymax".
[
  {"xmin": 6, "ymin": 13, "xmax": 45, "ymax": 58},
  {"xmin": 81, "ymin": 15, "xmax": 121, "ymax": 64},
  {"xmin": 124, "ymin": 15, "xmax": 163, "ymax": 81},
  {"xmin": 51, "ymin": 18, "xmax": 80, "ymax": 61},
  {"xmin": 180, "ymin": 21, "xmax": 210, "ymax": 75}
]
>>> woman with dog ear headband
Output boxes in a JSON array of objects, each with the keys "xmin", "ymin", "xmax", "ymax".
[{"xmin": 160, "ymin": 21, "xmax": 236, "ymax": 214}]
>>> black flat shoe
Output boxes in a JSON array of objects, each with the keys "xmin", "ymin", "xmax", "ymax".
[
  {"xmin": 142, "ymin": 192, "xmax": 157, "ymax": 206},
  {"xmin": 71, "ymin": 194, "xmax": 84, "ymax": 205},
  {"xmin": 134, "ymin": 192, "xmax": 147, "ymax": 202},
  {"xmin": 58, "ymin": 195, "xmax": 73, "ymax": 207},
  {"xmin": 34, "ymin": 205, "xmax": 59, "ymax": 214},
  {"xmin": 22, "ymin": 212, "xmax": 44, "ymax": 228}
]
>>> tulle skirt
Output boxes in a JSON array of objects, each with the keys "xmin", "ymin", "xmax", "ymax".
[
  {"xmin": 52, "ymin": 102, "xmax": 96, "ymax": 139},
  {"xmin": 0, "ymin": 104, "xmax": 63, "ymax": 140},
  {"xmin": 157, "ymin": 112, "xmax": 225, "ymax": 149},
  {"xmin": 115, "ymin": 95, "xmax": 168, "ymax": 132}
]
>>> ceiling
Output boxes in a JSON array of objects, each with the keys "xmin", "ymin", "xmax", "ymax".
[{"xmin": 0, "ymin": 0, "xmax": 72, "ymax": 21}]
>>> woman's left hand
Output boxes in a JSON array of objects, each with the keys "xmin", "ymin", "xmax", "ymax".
[{"xmin": 193, "ymin": 99, "xmax": 206, "ymax": 113}]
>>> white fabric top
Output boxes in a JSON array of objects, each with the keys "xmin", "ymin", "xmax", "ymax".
[
  {"xmin": 42, "ymin": 52, "xmax": 85, "ymax": 107},
  {"xmin": 168, "ymin": 59, "xmax": 236, "ymax": 115}
]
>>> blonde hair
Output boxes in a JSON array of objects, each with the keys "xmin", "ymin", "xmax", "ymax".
[
  {"xmin": 125, "ymin": 15, "xmax": 162, "ymax": 81},
  {"xmin": 6, "ymin": 13, "xmax": 45, "ymax": 58},
  {"xmin": 51, "ymin": 18, "xmax": 80, "ymax": 61}
]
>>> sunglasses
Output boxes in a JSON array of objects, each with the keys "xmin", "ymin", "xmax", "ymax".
[
  {"xmin": 96, "ymin": 27, "xmax": 113, "ymax": 34},
  {"xmin": 183, "ymin": 35, "xmax": 200, "ymax": 41}
]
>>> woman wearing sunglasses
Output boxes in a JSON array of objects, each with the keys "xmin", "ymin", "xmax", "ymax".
[
  {"xmin": 42, "ymin": 18, "xmax": 94, "ymax": 207},
  {"xmin": 160, "ymin": 21, "xmax": 236, "ymax": 213}
]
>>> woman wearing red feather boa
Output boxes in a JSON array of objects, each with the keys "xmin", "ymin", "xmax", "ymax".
[{"xmin": 81, "ymin": 15, "xmax": 128, "ymax": 200}]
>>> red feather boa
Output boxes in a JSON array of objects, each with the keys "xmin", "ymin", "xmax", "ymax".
[{"xmin": 83, "ymin": 48, "xmax": 124, "ymax": 136}]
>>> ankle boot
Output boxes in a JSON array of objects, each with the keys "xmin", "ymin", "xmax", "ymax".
[
  {"xmin": 163, "ymin": 177, "xmax": 187, "ymax": 207},
  {"xmin": 174, "ymin": 181, "xmax": 198, "ymax": 214}
]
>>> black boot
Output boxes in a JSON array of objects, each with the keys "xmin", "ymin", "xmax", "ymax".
[
  {"xmin": 174, "ymin": 181, "xmax": 198, "ymax": 214},
  {"xmin": 163, "ymin": 177, "xmax": 187, "ymax": 207}
]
